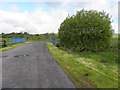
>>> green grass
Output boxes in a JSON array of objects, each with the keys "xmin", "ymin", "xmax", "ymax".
[
  {"xmin": 46, "ymin": 42, "xmax": 118, "ymax": 88},
  {"xmin": 110, "ymin": 33, "xmax": 119, "ymax": 49},
  {"xmin": 110, "ymin": 37, "xmax": 118, "ymax": 48},
  {"xmin": 0, "ymin": 37, "xmax": 47, "ymax": 52},
  {"xmin": 112, "ymin": 33, "xmax": 119, "ymax": 38},
  {"xmin": 1, "ymin": 38, "xmax": 10, "ymax": 45},
  {"xmin": 0, "ymin": 38, "xmax": 10, "ymax": 47},
  {"xmin": 0, "ymin": 40, "xmax": 37, "ymax": 52}
]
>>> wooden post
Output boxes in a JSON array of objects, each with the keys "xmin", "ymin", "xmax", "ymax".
[{"xmin": 3, "ymin": 40, "xmax": 7, "ymax": 47}]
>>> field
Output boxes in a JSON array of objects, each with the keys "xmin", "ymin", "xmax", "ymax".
[
  {"xmin": 0, "ymin": 33, "xmax": 58, "ymax": 52},
  {"xmin": 1, "ymin": 38, "xmax": 10, "ymax": 45},
  {"xmin": 46, "ymin": 34, "xmax": 119, "ymax": 88},
  {"xmin": 0, "ymin": 33, "xmax": 58, "ymax": 47},
  {"xmin": 0, "ymin": 41, "xmax": 34, "ymax": 52}
]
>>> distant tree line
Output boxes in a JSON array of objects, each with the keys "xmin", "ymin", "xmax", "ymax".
[
  {"xmin": 1, "ymin": 32, "xmax": 58, "ymax": 41},
  {"xmin": 1, "ymin": 32, "xmax": 30, "ymax": 38}
]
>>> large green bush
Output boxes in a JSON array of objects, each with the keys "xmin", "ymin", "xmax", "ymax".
[{"xmin": 58, "ymin": 9, "xmax": 113, "ymax": 52}]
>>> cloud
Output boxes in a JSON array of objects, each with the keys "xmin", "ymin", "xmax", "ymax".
[
  {"xmin": 112, "ymin": 23, "xmax": 118, "ymax": 33},
  {"xmin": 0, "ymin": 0, "xmax": 118, "ymax": 34},
  {"xmin": 0, "ymin": 7, "xmax": 68, "ymax": 34}
]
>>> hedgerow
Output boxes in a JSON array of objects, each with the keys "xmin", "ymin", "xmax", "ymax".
[{"xmin": 58, "ymin": 9, "xmax": 113, "ymax": 52}]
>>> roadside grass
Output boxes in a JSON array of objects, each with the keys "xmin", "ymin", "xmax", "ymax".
[
  {"xmin": 0, "ymin": 41, "xmax": 34, "ymax": 52},
  {"xmin": 0, "ymin": 38, "xmax": 47, "ymax": 52},
  {"xmin": 46, "ymin": 42, "xmax": 118, "ymax": 88}
]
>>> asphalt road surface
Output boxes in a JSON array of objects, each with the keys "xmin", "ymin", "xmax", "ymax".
[{"xmin": 1, "ymin": 41, "xmax": 75, "ymax": 88}]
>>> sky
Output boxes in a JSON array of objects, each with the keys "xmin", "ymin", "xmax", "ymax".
[{"xmin": 0, "ymin": 0, "xmax": 119, "ymax": 34}]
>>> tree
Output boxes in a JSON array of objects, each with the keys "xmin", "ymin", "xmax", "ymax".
[
  {"xmin": 58, "ymin": 9, "xmax": 113, "ymax": 52},
  {"xmin": 24, "ymin": 32, "xmax": 28, "ymax": 34},
  {"xmin": 2, "ymin": 33, "xmax": 6, "ymax": 38}
]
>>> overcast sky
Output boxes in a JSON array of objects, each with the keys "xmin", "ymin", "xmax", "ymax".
[{"xmin": 0, "ymin": 0, "xmax": 119, "ymax": 34}]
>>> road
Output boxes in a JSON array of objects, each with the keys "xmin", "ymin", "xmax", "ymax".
[{"xmin": 1, "ymin": 41, "xmax": 75, "ymax": 88}]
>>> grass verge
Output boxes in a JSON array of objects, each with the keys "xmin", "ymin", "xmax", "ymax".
[
  {"xmin": 0, "ymin": 41, "xmax": 33, "ymax": 52},
  {"xmin": 46, "ymin": 42, "xmax": 118, "ymax": 88}
]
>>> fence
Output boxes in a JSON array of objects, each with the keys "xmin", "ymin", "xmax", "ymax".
[
  {"xmin": 51, "ymin": 39, "xmax": 57, "ymax": 45},
  {"xmin": 0, "ymin": 40, "xmax": 7, "ymax": 48},
  {"xmin": 10, "ymin": 38, "xmax": 26, "ymax": 44}
]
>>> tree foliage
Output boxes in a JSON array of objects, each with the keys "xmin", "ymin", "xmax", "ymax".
[{"xmin": 58, "ymin": 9, "xmax": 113, "ymax": 52}]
